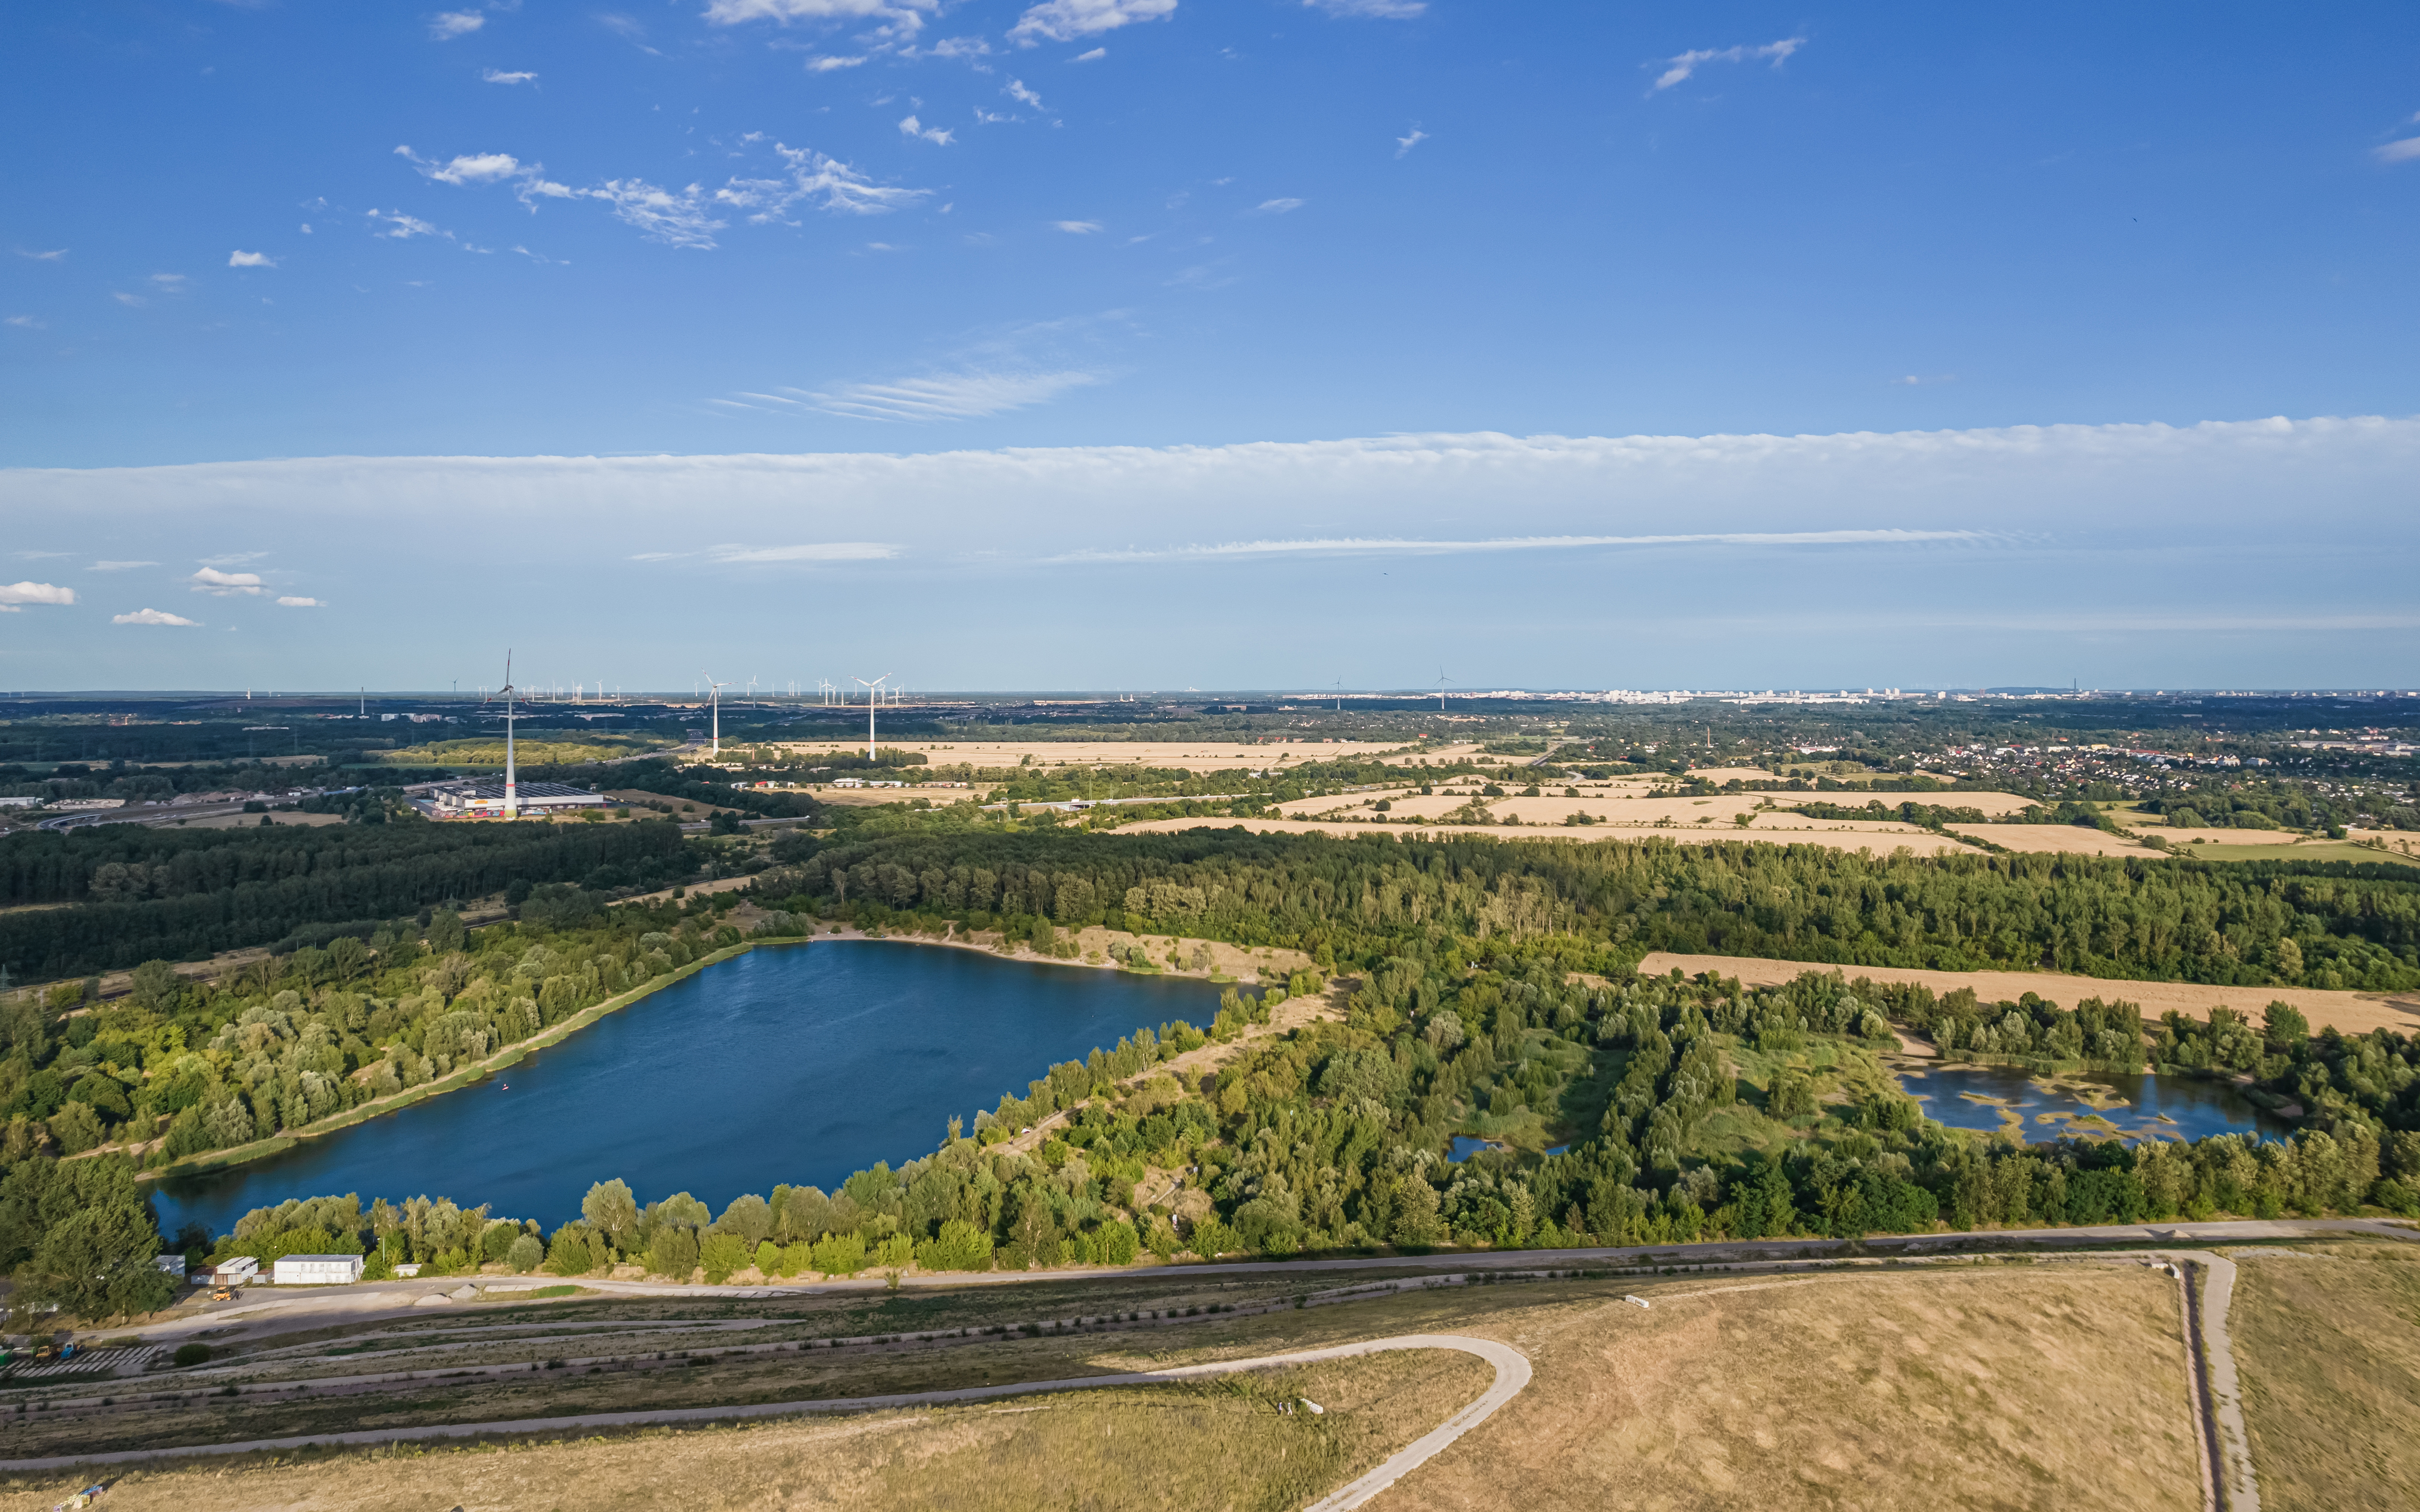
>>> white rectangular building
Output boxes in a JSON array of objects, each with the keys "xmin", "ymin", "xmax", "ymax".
[
  {"xmin": 210, "ymin": 1257, "xmax": 259, "ymax": 1286},
  {"xmin": 271, "ymin": 1254, "xmax": 364, "ymax": 1285}
]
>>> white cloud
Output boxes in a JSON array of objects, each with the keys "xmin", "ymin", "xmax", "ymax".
[
  {"xmin": 5, "ymin": 315, "xmax": 42, "ymax": 328},
  {"xmin": 1054, "ymin": 219, "xmax": 1103, "ymax": 233},
  {"xmin": 398, "ymin": 146, "xmax": 527, "ymax": 186},
  {"xmin": 112, "ymin": 291, "xmax": 146, "ymax": 307},
  {"xmin": 1890, "ymin": 373, "xmax": 1957, "ymax": 387},
  {"xmin": 898, "ymin": 114, "xmax": 955, "ymax": 144},
  {"xmin": 15, "ymin": 248, "xmax": 68, "ymax": 261},
  {"xmin": 807, "ymin": 54, "xmax": 867, "ymax": 70},
  {"xmin": 1010, "ymin": 0, "xmax": 1175, "ymax": 47},
  {"xmin": 1006, "ymin": 77, "xmax": 1044, "ymax": 109},
  {"xmin": 89, "ymin": 560, "xmax": 156, "ymax": 571},
  {"xmin": 704, "ymin": 0, "xmax": 937, "ymax": 33},
  {"xmin": 1394, "ymin": 127, "xmax": 1427, "ymax": 157},
  {"xmin": 229, "ymin": 250, "xmax": 277, "ymax": 267},
  {"xmin": 150, "ymin": 273, "xmax": 187, "ymax": 289},
  {"xmin": 1652, "ymin": 36, "xmax": 1804, "ymax": 93},
  {"xmin": 1072, "ymin": 46, "xmax": 1105, "ymax": 61},
  {"xmin": 1053, "ymin": 529, "xmax": 1995, "ymax": 563},
  {"xmin": 0, "ymin": 582, "xmax": 75, "ymax": 608},
  {"xmin": 1254, "ymin": 197, "xmax": 1304, "ymax": 213},
  {"xmin": 1306, "ymin": 0, "xmax": 1423, "ymax": 16},
  {"xmin": 113, "ymin": 608, "xmax": 200, "ymax": 626},
  {"xmin": 191, "ymin": 566, "xmax": 268, "ymax": 596},
  {"xmin": 276, "ymin": 595, "xmax": 324, "ymax": 607},
  {"xmin": 367, "ymin": 209, "xmax": 449, "ymax": 240},
  {"xmin": 429, "ymin": 10, "xmax": 485, "ymax": 39},
  {"xmin": 2375, "ymin": 137, "xmax": 2420, "ymax": 165},
  {"xmin": 714, "ymin": 143, "xmax": 929, "ymax": 224},
  {"xmin": 588, "ymin": 180, "xmax": 726, "ymax": 250},
  {"xmin": 483, "ymin": 68, "xmax": 538, "ymax": 84}
]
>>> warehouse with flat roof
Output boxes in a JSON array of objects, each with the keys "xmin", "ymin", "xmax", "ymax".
[{"xmin": 425, "ymin": 779, "xmax": 608, "ymax": 819}]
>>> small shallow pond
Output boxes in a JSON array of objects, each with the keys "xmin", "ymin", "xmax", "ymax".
[{"xmin": 1897, "ymin": 1062, "xmax": 2293, "ymax": 1143}]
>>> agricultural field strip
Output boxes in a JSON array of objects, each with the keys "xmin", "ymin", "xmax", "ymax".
[
  {"xmin": 0, "ymin": 1332, "xmax": 1528, "ymax": 1475},
  {"xmin": 38, "ymin": 1271, "xmax": 1538, "ymax": 1410}
]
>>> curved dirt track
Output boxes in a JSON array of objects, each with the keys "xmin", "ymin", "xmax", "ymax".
[{"xmin": 0, "ymin": 1333, "xmax": 1532, "ymax": 1501}]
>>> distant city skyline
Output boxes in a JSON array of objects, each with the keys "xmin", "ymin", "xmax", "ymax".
[{"xmin": 4, "ymin": 3, "xmax": 2417, "ymax": 688}]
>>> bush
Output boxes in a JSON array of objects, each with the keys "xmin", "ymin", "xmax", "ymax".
[
  {"xmin": 172, "ymin": 1342, "xmax": 212, "ymax": 1367},
  {"xmin": 915, "ymin": 1218, "xmax": 994, "ymax": 1273},
  {"xmin": 505, "ymin": 1233, "xmax": 544, "ymax": 1273}
]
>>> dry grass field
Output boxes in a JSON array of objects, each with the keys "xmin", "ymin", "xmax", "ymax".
[
  {"xmin": 1394, "ymin": 1265, "xmax": 2202, "ymax": 1512},
  {"xmin": 175, "ymin": 810, "xmax": 348, "ymax": 830},
  {"xmin": 1945, "ymin": 823, "xmax": 2156, "ymax": 857},
  {"xmin": 1636, "ymin": 951, "xmax": 2420, "ymax": 1037},
  {"xmin": 0, "ymin": 1351, "xmax": 1491, "ymax": 1512},
  {"xmin": 2228, "ymin": 1240, "xmax": 2420, "ymax": 1512}
]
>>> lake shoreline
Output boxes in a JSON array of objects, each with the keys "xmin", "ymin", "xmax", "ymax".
[{"xmin": 133, "ymin": 926, "xmax": 1260, "ymax": 1195}]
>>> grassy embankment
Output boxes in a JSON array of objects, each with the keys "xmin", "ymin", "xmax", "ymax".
[{"xmin": 2228, "ymin": 1238, "xmax": 2420, "ymax": 1511}]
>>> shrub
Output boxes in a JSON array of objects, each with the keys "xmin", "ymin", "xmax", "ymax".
[{"xmin": 172, "ymin": 1343, "xmax": 212, "ymax": 1367}]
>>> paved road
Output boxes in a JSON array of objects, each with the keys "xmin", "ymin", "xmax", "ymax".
[{"xmin": 0, "ymin": 1333, "xmax": 1529, "ymax": 1485}]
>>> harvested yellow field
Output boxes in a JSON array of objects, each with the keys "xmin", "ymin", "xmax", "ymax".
[
  {"xmin": 2151, "ymin": 827, "xmax": 2332, "ymax": 848},
  {"xmin": 1393, "ymin": 1265, "xmax": 2201, "ymax": 1512},
  {"xmin": 2228, "ymin": 1242, "xmax": 2420, "ymax": 1512},
  {"xmin": 1117, "ymin": 817, "xmax": 1974, "ymax": 855},
  {"xmin": 1636, "ymin": 951, "xmax": 2420, "ymax": 1037},
  {"xmin": 1947, "ymin": 823, "xmax": 2157, "ymax": 857},
  {"xmin": 768, "ymin": 740, "xmax": 1404, "ymax": 773}
]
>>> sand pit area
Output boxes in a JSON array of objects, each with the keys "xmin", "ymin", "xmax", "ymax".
[{"xmin": 1638, "ymin": 951, "xmax": 2420, "ymax": 1037}]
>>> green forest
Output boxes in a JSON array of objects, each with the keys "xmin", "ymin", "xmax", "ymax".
[{"xmin": 8, "ymin": 819, "xmax": 2420, "ymax": 1320}]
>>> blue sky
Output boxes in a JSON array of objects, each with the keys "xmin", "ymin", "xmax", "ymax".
[{"xmin": 4, "ymin": 2, "xmax": 2418, "ymax": 692}]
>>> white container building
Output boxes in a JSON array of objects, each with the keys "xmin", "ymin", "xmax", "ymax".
[{"xmin": 271, "ymin": 1254, "xmax": 364, "ymax": 1286}]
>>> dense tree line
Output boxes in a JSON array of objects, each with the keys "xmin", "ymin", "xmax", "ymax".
[
  {"xmin": 764, "ymin": 827, "xmax": 2420, "ymax": 992},
  {"xmin": 0, "ymin": 820, "xmax": 693, "ymax": 979}
]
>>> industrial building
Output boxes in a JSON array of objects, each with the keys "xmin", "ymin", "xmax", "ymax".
[
  {"xmin": 208, "ymin": 1257, "xmax": 259, "ymax": 1287},
  {"xmin": 426, "ymin": 779, "xmax": 608, "ymax": 819},
  {"xmin": 271, "ymin": 1254, "xmax": 365, "ymax": 1285}
]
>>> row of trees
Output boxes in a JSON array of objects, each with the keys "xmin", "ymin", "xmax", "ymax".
[{"xmin": 0, "ymin": 819, "xmax": 695, "ymax": 980}]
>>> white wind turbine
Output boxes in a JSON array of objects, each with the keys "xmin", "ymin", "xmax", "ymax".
[
  {"xmin": 483, "ymin": 650, "xmax": 521, "ymax": 819},
  {"xmin": 701, "ymin": 669, "xmax": 731, "ymax": 756},
  {"xmin": 854, "ymin": 674, "xmax": 890, "ymax": 759},
  {"xmin": 1435, "ymin": 668, "xmax": 1453, "ymax": 710}
]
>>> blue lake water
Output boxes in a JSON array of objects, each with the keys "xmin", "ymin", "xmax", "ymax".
[
  {"xmin": 151, "ymin": 942, "xmax": 1223, "ymax": 1240},
  {"xmin": 1896, "ymin": 1062, "xmax": 2292, "ymax": 1143}
]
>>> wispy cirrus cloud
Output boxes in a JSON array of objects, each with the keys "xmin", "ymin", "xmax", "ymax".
[
  {"xmin": 429, "ymin": 10, "xmax": 485, "ymax": 40},
  {"xmin": 90, "ymin": 560, "xmax": 157, "ymax": 572},
  {"xmin": 1254, "ymin": 197, "xmax": 1305, "ymax": 214},
  {"xmin": 113, "ymin": 607, "xmax": 200, "ymax": 626},
  {"xmin": 807, "ymin": 54, "xmax": 867, "ymax": 71},
  {"xmin": 276, "ymin": 596, "xmax": 324, "ymax": 607},
  {"xmin": 898, "ymin": 114, "xmax": 955, "ymax": 144},
  {"xmin": 1650, "ymin": 36, "xmax": 1804, "ymax": 93},
  {"xmin": 631, "ymin": 542, "xmax": 899, "ymax": 563},
  {"xmin": 717, "ymin": 368, "xmax": 1101, "ymax": 422},
  {"xmin": 1395, "ymin": 127, "xmax": 1427, "ymax": 158},
  {"xmin": 1306, "ymin": 0, "xmax": 1424, "ymax": 17},
  {"xmin": 1051, "ymin": 529, "xmax": 1998, "ymax": 564},
  {"xmin": 1010, "ymin": 0, "xmax": 1175, "ymax": 47},
  {"xmin": 1054, "ymin": 219, "xmax": 1103, "ymax": 233},
  {"xmin": 2375, "ymin": 137, "xmax": 2420, "ymax": 165},
  {"xmin": 14, "ymin": 248, "xmax": 68, "ymax": 262},
  {"xmin": 704, "ymin": 0, "xmax": 937, "ymax": 36},
  {"xmin": 0, "ymin": 582, "xmax": 75, "ymax": 611},
  {"xmin": 483, "ymin": 68, "xmax": 537, "ymax": 84}
]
